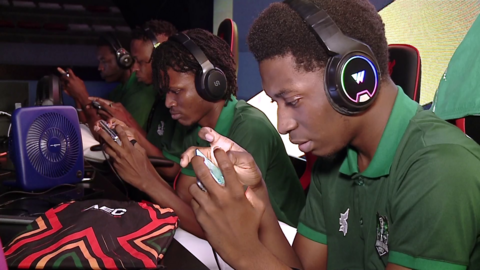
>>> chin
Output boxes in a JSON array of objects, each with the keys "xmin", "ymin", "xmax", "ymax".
[
  {"xmin": 311, "ymin": 147, "xmax": 345, "ymax": 161},
  {"xmin": 177, "ymin": 119, "xmax": 191, "ymax": 127}
]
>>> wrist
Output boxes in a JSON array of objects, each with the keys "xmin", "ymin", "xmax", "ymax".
[
  {"xmin": 250, "ymin": 180, "xmax": 267, "ymax": 197},
  {"xmin": 234, "ymin": 241, "xmax": 274, "ymax": 270},
  {"xmin": 140, "ymin": 168, "xmax": 165, "ymax": 193},
  {"xmin": 77, "ymin": 94, "xmax": 90, "ymax": 107}
]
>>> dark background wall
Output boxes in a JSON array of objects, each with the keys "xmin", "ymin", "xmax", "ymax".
[{"xmin": 0, "ymin": 0, "xmax": 393, "ymax": 106}]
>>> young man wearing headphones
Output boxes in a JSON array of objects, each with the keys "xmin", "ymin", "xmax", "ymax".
[
  {"xmin": 91, "ymin": 20, "xmax": 178, "ymax": 141},
  {"xmin": 176, "ymin": 0, "xmax": 480, "ymax": 269},
  {"xmin": 97, "ymin": 28, "xmax": 306, "ymax": 238},
  {"xmin": 60, "ymin": 34, "xmax": 157, "ymax": 134}
]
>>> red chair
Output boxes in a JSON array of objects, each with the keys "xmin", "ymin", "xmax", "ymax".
[
  {"xmin": 217, "ymin": 19, "xmax": 239, "ymax": 75},
  {"xmin": 388, "ymin": 44, "xmax": 422, "ymax": 102},
  {"xmin": 0, "ymin": 239, "xmax": 7, "ymax": 270},
  {"xmin": 448, "ymin": 117, "xmax": 480, "ymax": 144},
  {"xmin": 298, "ymin": 152, "xmax": 317, "ymax": 192}
]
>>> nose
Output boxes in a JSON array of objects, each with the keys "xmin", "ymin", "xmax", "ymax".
[
  {"xmin": 165, "ymin": 92, "xmax": 177, "ymax": 109},
  {"xmin": 277, "ymin": 107, "xmax": 297, "ymax": 135},
  {"xmin": 131, "ymin": 62, "xmax": 139, "ymax": 72},
  {"xmin": 98, "ymin": 63, "xmax": 103, "ymax": 71}
]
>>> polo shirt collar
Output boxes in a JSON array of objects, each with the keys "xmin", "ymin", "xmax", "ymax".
[
  {"xmin": 339, "ymin": 86, "xmax": 419, "ymax": 178},
  {"xmin": 196, "ymin": 96, "xmax": 238, "ymax": 144},
  {"xmin": 117, "ymin": 71, "xmax": 138, "ymax": 92}
]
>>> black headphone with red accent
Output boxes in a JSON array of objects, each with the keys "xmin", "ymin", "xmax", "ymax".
[
  {"xmin": 285, "ymin": 0, "xmax": 381, "ymax": 115},
  {"xmin": 103, "ymin": 34, "xmax": 133, "ymax": 70}
]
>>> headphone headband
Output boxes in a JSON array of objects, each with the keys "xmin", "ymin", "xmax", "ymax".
[
  {"xmin": 169, "ymin": 33, "xmax": 215, "ymax": 74},
  {"xmin": 144, "ymin": 28, "xmax": 160, "ymax": 48},
  {"xmin": 103, "ymin": 34, "xmax": 122, "ymax": 52},
  {"xmin": 284, "ymin": 0, "xmax": 374, "ymax": 57}
]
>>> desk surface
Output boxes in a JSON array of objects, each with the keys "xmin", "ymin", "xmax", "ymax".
[{"xmin": 0, "ymin": 153, "xmax": 208, "ymax": 270}]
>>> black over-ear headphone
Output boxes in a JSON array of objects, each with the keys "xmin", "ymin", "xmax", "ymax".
[
  {"xmin": 285, "ymin": 0, "xmax": 381, "ymax": 115},
  {"xmin": 168, "ymin": 33, "xmax": 228, "ymax": 102},
  {"xmin": 144, "ymin": 28, "xmax": 161, "ymax": 48},
  {"xmin": 103, "ymin": 34, "xmax": 133, "ymax": 69}
]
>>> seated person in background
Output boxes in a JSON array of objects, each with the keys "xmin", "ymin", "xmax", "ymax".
[
  {"xmin": 96, "ymin": 28, "xmax": 306, "ymax": 238},
  {"xmin": 179, "ymin": 0, "xmax": 480, "ymax": 269},
  {"xmin": 59, "ymin": 33, "xmax": 157, "ymax": 136},
  {"xmin": 90, "ymin": 19, "xmax": 178, "ymax": 139}
]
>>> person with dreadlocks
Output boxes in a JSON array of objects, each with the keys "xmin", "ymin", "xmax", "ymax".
[{"xmin": 97, "ymin": 28, "xmax": 306, "ymax": 239}]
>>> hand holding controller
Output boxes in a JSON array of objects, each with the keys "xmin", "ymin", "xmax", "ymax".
[
  {"xmin": 98, "ymin": 120, "xmax": 122, "ymax": 146},
  {"xmin": 195, "ymin": 148, "xmax": 225, "ymax": 192}
]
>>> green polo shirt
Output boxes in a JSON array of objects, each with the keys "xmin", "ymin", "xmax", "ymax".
[
  {"xmin": 146, "ymin": 95, "xmax": 186, "ymax": 153},
  {"xmin": 298, "ymin": 86, "xmax": 480, "ymax": 270},
  {"xmin": 107, "ymin": 72, "xmax": 157, "ymax": 130},
  {"xmin": 161, "ymin": 96, "xmax": 306, "ymax": 227}
]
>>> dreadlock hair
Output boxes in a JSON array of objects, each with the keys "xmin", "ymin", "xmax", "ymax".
[
  {"xmin": 152, "ymin": 28, "xmax": 237, "ymax": 101},
  {"xmin": 247, "ymin": 0, "xmax": 389, "ymax": 79},
  {"xmin": 131, "ymin": 20, "xmax": 178, "ymax": 41}
]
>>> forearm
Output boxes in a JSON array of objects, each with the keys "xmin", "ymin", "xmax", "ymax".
[
  {"xmin": 125, "ymin": 117, "xmax": 147, "ymax": 138},
  {"xmin": 136, "ymin": 134, "xmax": 179, "ymax": 181},
  {"xmin": 75, "ymin": 100, "xmax": 87, "ymax": 123},
  {"xmin": 252, "ymin": 183, "xmax": 302, "ymax": 269},
  {"xmin": 234, "ymin": 240, "xmax": 294, "ymax": 270},
  {"xmin": 74, "ymin": 95, "xmax": 102, "ymax": 141},
  {"xmin": 142, "ymin": 175, "xmax": 205, "ymax": 239},
  {"xmin": 137, "ymin": 133, "xmax": 163, "ymax": 157}
]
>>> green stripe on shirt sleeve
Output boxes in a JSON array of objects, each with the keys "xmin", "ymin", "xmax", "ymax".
[
  {"xmin": 163, "ymin": 151, "xmax": 180, "ymax": 164},
  {"xmin": 163, "ymin": 151, "xmax": 196, "ymax": 177},
  {"xmin": 297, "ymin": 222, "xmax": 327, "ymax": 245},
  {"xmin": 180, "ymin": 168, "xmax": 196, "ymax": 177},
  {"xmin": 389, "ymin": 251, "xmax": 466, "ymax": 270}
]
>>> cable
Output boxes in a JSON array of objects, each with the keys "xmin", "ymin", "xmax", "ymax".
[
  {"xmin": 0, "ymin": 196, "xmax": 56, "ymax": 208},
  {"xmin": 102, "ymin": 148, "xmax": 129, "ymax": 198},
  {"xmin": 0, "ymin": 183, "xmax": 76, "ymax": 200},
  {"xmin": 212, "ymin": 247, "xmax": 222, "ymax": 270}
]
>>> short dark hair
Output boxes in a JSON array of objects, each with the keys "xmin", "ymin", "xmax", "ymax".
[
  {"xmin": 152, "ymin": 28, "xmax": 237, "ymax": 101},
  {"xmin": 131, "ymin": 20, "xmax": 178, "ymax": 41},
  {"xmin": 96, "ymin": 35, "xmax": 116, "ymax": 55},
  {"xmin": 247, "ymin": 0, "xmax": 389, "ymax": 78},
  {"xmin": 96, "ymin": 34, "xmax": 130, "ymax": 55}
]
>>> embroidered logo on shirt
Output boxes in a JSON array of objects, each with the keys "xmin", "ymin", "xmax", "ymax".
[
  {"xmin": 339, "ymin": 208, "xmax": 350, "ymax": 236},
  {"xmin": 157, "ymin": 121, "xmax": 165, "ymax": 136},
  {"xmin": 375, "ymin": 212, "xmax": 389, "ymax": 256}
]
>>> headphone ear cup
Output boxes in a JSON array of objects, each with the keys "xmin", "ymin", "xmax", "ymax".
[
  {"xmin": 195, "ymin": 68, "xmax": 227, "ymax": 102},
  {"xmin": 324, "ymin": 55, "xmax": 351, "ymax": 114},
  {"xmin": 118, "ymin": 53, "xmax": 133, "ymax": 69},
  {"xmin": 324, "ymin": 54, "xmax": 379, "ymax": 115}
]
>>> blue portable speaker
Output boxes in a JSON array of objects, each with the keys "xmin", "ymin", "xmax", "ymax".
[{"xmin": 8, "ymin": 106, "xmax": 84, "ymax": 191}]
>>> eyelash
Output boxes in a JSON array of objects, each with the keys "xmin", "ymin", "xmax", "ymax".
[
  {"xmin": 270, "ymin": 98, "xmax": 300, "ymax": 107},
  {"xmin": 286, "ymin": 98, "xmax": 300, "ymax": 107}
]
